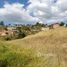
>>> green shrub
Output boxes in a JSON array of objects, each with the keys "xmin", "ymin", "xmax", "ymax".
[
  {"xmin": 60, "ymin": 22, "xmax": 65, "ymax": 26},
  {"xmin": 0, "ymin": 42, "xmax": 37, "ymax": 67},
  {"xmin": 4, "ymin": 35, "xmax": 12, "ymax": 41},
  {"xmin": 17, "ymin": 32, "xmax": 26, "ymax": 39},
  {"xmin": 0, "ymin": 60, "xmax": 7, "ymax": 67}
]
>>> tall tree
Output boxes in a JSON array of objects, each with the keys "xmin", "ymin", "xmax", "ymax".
[
  {"xmin": 0, "ymin": 21, "xmax": 4, "ymax": 26},
  {"xmin": 60, "ymin": 22, "xmax": 65, "ymax": 26}
]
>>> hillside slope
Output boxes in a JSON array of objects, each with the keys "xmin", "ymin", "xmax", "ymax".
[{"xmin": 7, "ymin": 27, "xmax": 67, "ymax": 67}]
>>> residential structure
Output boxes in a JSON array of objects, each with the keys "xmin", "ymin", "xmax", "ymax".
[
  {"xmin": 41, "ymin": 27, "xmax": 49, "ymax": 31},
  {"xmin": 52, "ymin": 23, "xmax": 60, "ymax": 28},
  {"xmin": 49, "ymin": 23, "xmax": 60, "ymax": 29}
]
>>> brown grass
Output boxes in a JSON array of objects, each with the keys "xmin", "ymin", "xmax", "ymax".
[{"xmin": 7, "ymin": 27, "xmax": 67, "ymax": 67}]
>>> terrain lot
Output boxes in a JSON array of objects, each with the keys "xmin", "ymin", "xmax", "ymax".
[{"xmin": 0, "ymin": 27, "xmax": 67, "ymax": 67}]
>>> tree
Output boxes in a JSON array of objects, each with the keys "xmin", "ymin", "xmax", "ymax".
[
  {"xmin": 65, "ymin": 24, "xmax": 67, "ymax": 27},
  {"xmin": 35, "ymin": 22, "xmax": 41, "ymax": 26},
  {"xmin": 16, "ymin": 27, "xmax": 26, "ymax": 39},
  {"xmin": 0, "ymin": 21, "xmax": 4, "ymax": 26},
  {"xmin": 60, "ymin": 22, "xmax": 65, "ymax": 26}
]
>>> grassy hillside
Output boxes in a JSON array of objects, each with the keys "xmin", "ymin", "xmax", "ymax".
[{"xmin": 0, "ymin": 27, "xmax": 67, "ymax": 67}]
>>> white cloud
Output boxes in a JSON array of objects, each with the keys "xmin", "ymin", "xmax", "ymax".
[
  {"xmin": 27, "ymin": 0, "xmax": 67, "ymax": 23},
  {"xmin": 0, "ymin": 3, "xmax": 38, "ymax": 24},
  {"xmin": 0, "ymin": 0, "xmax": 67, "ymax": 24}
]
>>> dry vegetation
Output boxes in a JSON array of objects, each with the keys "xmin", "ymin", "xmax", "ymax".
[{"xmin": 0, "ymin": 27, "xmax": 67, "ymax": 67}]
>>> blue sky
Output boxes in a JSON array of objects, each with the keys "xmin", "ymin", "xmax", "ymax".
[
  {"xmin": 0, "ymin": 0, "xmax": 29, "ymax": 8},
  {"xmin": 0, "ymin": 0, "xmax": 67, "ymax": 24}
]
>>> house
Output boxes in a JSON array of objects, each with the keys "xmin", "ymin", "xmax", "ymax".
[
  {"xmin": 7, "ymin": 26, "xmax": 16, "ymax": 31},
  {"xmin": 0, "ymin": 30, "xmax": 8, "ymax": 36},
  {"xmin": 41, "ymin": 27, "xmax": 49, "ymax": 31},
  {"xmin": 0, "ymin": 30, "xmax": 12, "ymax": 36},
  {"xmin": 53, "ymin": 23, "xmax": 60, "ymax": 28},
  {"xmin": 0, "ymin": 32, "xmax": 6, "ymax": 36},
  {"xmin": 49, "ymin": 23, "xmax": 60, "ymax": 29},
  {"xmin": 0, "ymin": 29, "xmax": 18, "ymax": 37}
]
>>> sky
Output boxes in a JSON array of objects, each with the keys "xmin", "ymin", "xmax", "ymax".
[
  {"xmin": 0, "ymin": 0, "xmax": 67, "ymax": 24},
  {"xmin": 0, "ymin": 0, "xmax": 29, "ymax": 8}
]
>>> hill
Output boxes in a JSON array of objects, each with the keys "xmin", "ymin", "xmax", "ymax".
[{"xmin": 0, "ymin": 27, "xmax": 67, "ymax": 67}]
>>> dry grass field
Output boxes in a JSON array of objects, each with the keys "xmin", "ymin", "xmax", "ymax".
[{"xmin": 0, "ymin": 27, "xmax": 67, "ymax": 67}]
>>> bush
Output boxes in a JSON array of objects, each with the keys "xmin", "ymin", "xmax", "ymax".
[
  {"xmin": 4, "ymin": 35, "xmax": 12, "ymax": 41},
  {"xmin": 60, "ymin": 22, "xmax": 65, "ymax": 26},
  {"xmin": 17, "ymin": 32, "xmax": 26, "ymax": 39},
  {"xmin": 0, "ymin": 52, "xmax": 34, "ymax": 67},
  {"xmin": 0, "ymin": 60, "xmax": 7, "ymax": 67},
  {"xmin": 0, "ymin": 42, "xmax": 37, "ymax": 67}
]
